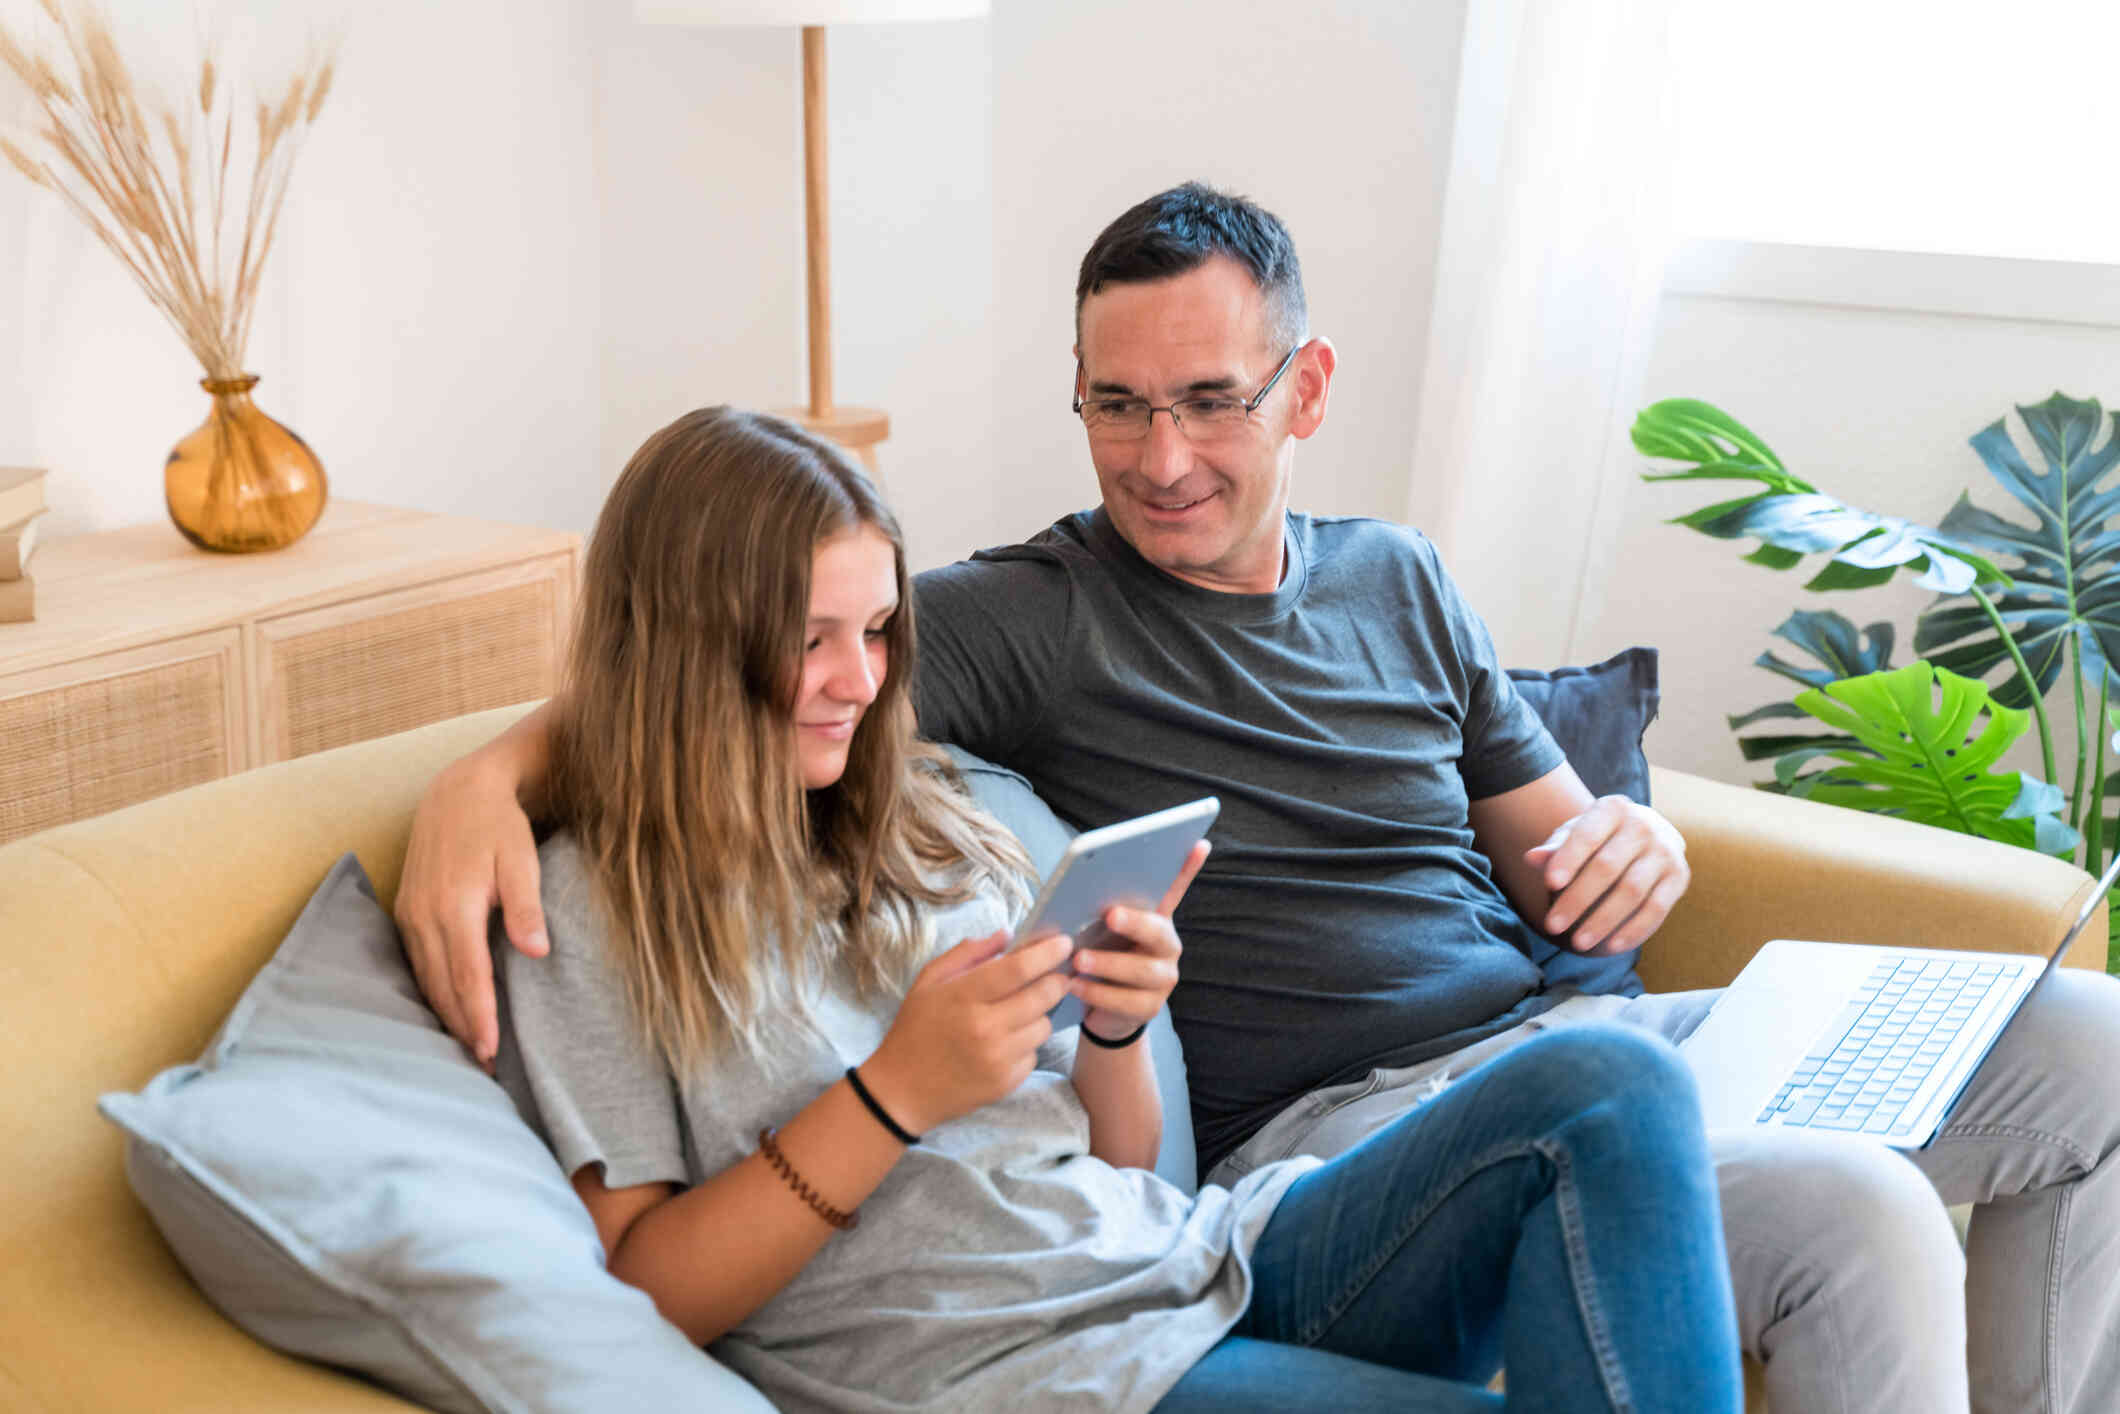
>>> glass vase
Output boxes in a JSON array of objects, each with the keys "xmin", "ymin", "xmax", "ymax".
[{"xmin": 164, "ymin": 374, "xmax": 328, "ymax": 553}]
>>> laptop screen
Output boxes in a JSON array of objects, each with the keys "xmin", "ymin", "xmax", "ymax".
[{"xmin": 2041, "ymin": 849, "xmax": 2120, "ymax": 973}]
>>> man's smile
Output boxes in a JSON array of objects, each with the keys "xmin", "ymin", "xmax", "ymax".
[{"xmin": 1131, "ymin": 487, "xmax": 1220, "ymax": 519}]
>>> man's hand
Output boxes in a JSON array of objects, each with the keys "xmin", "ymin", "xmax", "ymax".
[
  {"xmin": 394, "ymin": 757, "xmax": 549, "ymax": 1067},
  {"xmin": 1525, "ymin": 796, "xmax": 1689, "ymax": 956}
]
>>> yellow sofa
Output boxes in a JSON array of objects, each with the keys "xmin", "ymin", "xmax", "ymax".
[{"xmin": 1, "ymin": 703, "xmax": 2105, "ymax": 1412}]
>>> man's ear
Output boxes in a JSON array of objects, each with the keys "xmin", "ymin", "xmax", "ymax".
[{"xmin": 1288, "ymin": 337, "xmax": 1336, "ymax": 441}]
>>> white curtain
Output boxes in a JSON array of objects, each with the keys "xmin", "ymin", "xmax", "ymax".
[{"xmin": 1407, "ymin": 0, "xmax": 1676, "ymax": 669}]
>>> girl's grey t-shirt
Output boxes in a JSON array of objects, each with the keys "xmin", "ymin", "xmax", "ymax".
[{"xmin": 502, "ymin": 834, "xmax": 1313, "ymax": 1414}]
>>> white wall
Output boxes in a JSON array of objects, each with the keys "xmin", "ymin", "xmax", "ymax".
[
  {"xmin": 15, "ymin": 1, "xmax": 2114, "ymax": 806},
  {"xmin": 7, "ymin": 0, "xmax": 1457, "ymax": 576},
  {"xmin": 827, "ymin": 16, "xmax": 994, "ymax": 573},
  {"xmin": 5, "ymin": 0, "xmax": 604, "ymax": 540},
  {"xmin": 2, "ymin": 0, "xmax": 991, "ymax": 565},
  {"xmin": 592, "ymin": 13, "xmax": 804, "ymax": 533},
  {"xmin": 0, "ymin": 78, "xmax": 26, "ymax": 469},
  {"xmin": 593, "ymin": 8, "xmax": 995, "ymax": 574},
  {"xmin": 988, "ymin": 0, "xmax": 1469, "ymax": 546},
  {"xmin": 1574, "ymin": 278, "xmax": 2120, "ymax": 786},
  {"xmin": 287, "ymin": 0, "xmax": 605, "ymax": 535}
]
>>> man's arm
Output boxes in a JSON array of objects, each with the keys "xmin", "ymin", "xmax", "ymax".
[
  {"xmin": 1467, "ymin": 761, "xmax": 1691, "ymax": 957},
  {"xmin": 394, "ymin": 698, "xmax": 558, "ymax": 1064}
]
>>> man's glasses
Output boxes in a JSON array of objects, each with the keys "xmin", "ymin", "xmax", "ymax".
[{"xmin": 1072, "ymin": 345, "xmax": 1302, "ymax": 442}]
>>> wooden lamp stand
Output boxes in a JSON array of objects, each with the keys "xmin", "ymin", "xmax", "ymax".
[{"xmin": 774, "ymin": 27, "xmax": 889, "ymax": 474}]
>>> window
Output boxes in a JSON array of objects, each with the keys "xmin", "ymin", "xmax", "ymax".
[{"xmin": 1671, "ymin": 0, "xmax": 2120, "ymax": 267}]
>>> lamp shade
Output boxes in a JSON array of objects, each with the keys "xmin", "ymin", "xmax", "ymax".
[{"xmin": 634, "ymin": 0, "xmax": 986, "ymax": 23}]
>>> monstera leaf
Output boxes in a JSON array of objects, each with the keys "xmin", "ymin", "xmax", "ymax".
[
  {"xmin": 1729, "ymin": 610, "xmax": 1898, "ymax": 767},
  {"xmin": 1913, "ymin": 394, "xmax": 2120, "ymax": 708},
  {"xmin": 1775, "ymin": 662, "xmax": 2077, "ymax": 857},
  {"xmin": 1635, "ymin": 399, "xmax": 2008, "ymax": 594}
]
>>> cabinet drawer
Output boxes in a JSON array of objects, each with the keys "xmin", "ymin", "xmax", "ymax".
[
  {"xmin": 0, "ymin": 630, "xmax": 245, "ymax": 845},
  {"xmin": 252, "ymin": 555, "xmax": 573, "ymax": 764}
]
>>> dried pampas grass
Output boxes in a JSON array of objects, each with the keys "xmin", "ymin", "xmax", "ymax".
[{"xmin": 0, "ymin": 1, "xmax": 335, "ymax": 380}]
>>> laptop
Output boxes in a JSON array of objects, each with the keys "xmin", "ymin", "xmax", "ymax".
[{"xmin": 1679, "ymin": 850, "xmax": 2120, "ymax": 1148}]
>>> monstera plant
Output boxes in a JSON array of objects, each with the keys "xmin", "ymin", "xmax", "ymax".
[{"xmin": 1635, "ymin": 393, "xmax": 2120, "ymax": 970}]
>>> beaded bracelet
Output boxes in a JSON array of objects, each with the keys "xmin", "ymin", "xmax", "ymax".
[
  {"xmin": 1079, "ymin": 1020, "xmax": 1148, "ymax": 1050},
  {"xmin": 757, "ymin": 1127, "xmax": 857, "ymax": 1231}
]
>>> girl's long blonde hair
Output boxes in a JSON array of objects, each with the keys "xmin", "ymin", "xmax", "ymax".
[{"xmin": 548, "ymin": 407, "xmax": 1030, "ymax": 1068}]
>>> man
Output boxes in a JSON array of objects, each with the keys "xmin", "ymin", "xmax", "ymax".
[{"xmin": 399, "ymin": 183, "xmax": 2120, "ymax": 1414}]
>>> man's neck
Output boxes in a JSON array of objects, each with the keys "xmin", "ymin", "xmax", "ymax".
[{"xmin": 1166, "ymin": 544, "xmax": 1285, "ymax": 596}]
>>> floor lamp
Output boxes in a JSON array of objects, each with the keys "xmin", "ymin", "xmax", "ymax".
[{"xmin": 634, "ymin": 0, "xmax": 989, "ymax": 476}]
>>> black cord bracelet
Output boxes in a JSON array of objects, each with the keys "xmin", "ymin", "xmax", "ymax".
[
  {"xmin": 845, "ymin": 1065, "xmax": 921, "ymax": 1146},
  {"xmin": 1078, "ymin": 1021, "xmax": 1148, "ymax": 1050}
]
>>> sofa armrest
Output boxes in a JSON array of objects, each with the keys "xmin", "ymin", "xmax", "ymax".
[
  {"xmin": 0, "ymin": 702, "xmax": 542, "ymax": 1414},
  {"xmin": 1636, "ymin": 766, "xmax": 2109, "ymax": 995}
]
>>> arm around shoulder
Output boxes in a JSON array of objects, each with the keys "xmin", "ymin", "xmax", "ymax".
[
  {"xmin": 395, "ymin": 697, "xmax": 561, "ymax": 1064},
  {"xmin": 911, "ymin": 558, "xmax": 1073, "ymax": 760}
]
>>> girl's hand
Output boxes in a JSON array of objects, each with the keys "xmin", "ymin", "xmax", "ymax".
[
  {"xmin": 859, "ymin": 929, "xmax": 1075, "ymax": 1135},
  {"xmin": 1073, "ymin": 840, "xmax": 1209, "ymax": 1042}
]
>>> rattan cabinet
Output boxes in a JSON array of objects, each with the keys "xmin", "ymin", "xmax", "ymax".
[{"xmin": 0, "ymin": 501, "xmax": 577, "ymax": 845}]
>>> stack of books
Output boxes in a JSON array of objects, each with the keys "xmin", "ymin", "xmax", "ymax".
[{"xmin": 0, "ymin": 468, "xmax": 47, "ymax": 624}]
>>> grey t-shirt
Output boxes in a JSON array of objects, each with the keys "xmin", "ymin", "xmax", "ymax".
[
  {"xmin": 501, "ymin": 835, "xmax": 1312, "ymax": 1414},
  {"xmin": 913, "ymin": 509, "xmax": 1569, "ymax": 1172}
]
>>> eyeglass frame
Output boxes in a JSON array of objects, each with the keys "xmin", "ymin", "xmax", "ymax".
[{"xmin": 1070, "ymin": 343, "xmax": 1305, "ymax": 439}]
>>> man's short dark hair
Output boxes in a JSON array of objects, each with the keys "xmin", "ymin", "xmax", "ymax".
[{"xmin": 1074, "ymin": 183, "xmax": 1308, "ymax": 354}]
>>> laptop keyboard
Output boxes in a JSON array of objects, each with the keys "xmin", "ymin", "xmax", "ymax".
[{"xmin": 1758, "ymin": 956, "xmax": 2009, "ymax": 1134}]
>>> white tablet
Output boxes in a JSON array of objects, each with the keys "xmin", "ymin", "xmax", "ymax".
[{"xmin": 1013, "ymin": 797, "xmax": 1220, "ymax": 955}]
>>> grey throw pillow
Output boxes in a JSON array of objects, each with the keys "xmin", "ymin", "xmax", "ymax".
[
  {"xmin": 99, "ymin": 853, "xmax": 776, "ymax": 1414},
  {"xmin": 1506, "ymin": 646, "xmax": 1661, "ymax": 996},
  {"xmin": 944, "ymin": 745, "xmax": 1199, "ymax": 1195}
]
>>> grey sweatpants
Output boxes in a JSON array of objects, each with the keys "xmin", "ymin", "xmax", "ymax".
[{"xmin": 1207, "ymin": 972, "xmax": 2120, "ymax": 1414}]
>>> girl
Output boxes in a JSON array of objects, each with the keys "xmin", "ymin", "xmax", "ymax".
[{"xmin": 500, "ymin": 406, "xmax": 1741, "ymax": 1413}]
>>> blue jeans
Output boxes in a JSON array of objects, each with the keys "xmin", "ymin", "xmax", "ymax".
[{"xmin": 1156, "ymin": 1025, "xmax": 1742, "ymax": 1413}]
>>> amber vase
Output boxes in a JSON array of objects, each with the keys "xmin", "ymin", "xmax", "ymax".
[{"xmin": 164, "ymin": 375, "xmax": 328, "ymax": 553}]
